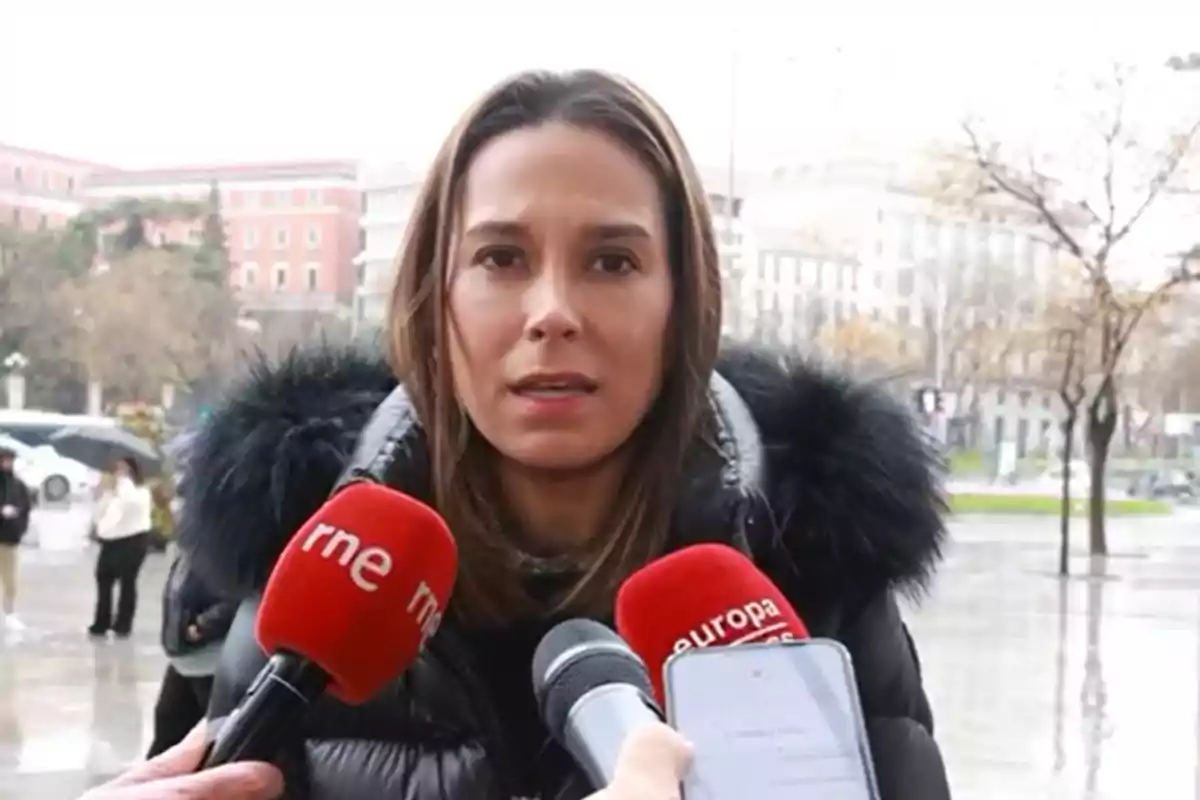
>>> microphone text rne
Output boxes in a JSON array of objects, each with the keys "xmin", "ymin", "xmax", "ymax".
[
  {"xmin": 301, "ymin": 523, "xmax": 394, "ymax": 593},
  {"xmin": 407, "ymin": 581, "xmax": 443, "ymax": 646}
]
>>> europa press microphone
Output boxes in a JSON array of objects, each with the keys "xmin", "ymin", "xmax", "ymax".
[
  {"xmin": 531, "ymin": 619, "xmax": 664, "ymax": 791},
  {"xmin": 615, "ymin": 542, "xmax": 809, "ymax": 701},
  {"xmin": 199, "ymin": 482, "xmax": 458, "ymax": 768},
  {"xmin": 616, "ymin": 544, "xmax": 885, "ymax": 800}
]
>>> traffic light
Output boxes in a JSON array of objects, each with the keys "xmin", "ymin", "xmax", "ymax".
[{"xmin": 914, "ymin": 387, "xmax": 945, "ymax": 415}]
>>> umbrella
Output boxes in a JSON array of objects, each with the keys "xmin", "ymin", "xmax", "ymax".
[{"xmin": 48, "ymin": 425, "xmax": 163, "ymax": 475}]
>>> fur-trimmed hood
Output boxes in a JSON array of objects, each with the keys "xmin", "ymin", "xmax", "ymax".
[{"xmin": 178, "ymin": 342, "xmax": 946, "ymax": 606}]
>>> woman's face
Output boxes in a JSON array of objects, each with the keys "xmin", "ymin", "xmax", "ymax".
[
  {"xmin": 112, "ymin": 461, "xmax": 130, "ymax": 479},
  {"xmin": 448, "ymin": 122, "xmax": 673, "ymax": 471}
]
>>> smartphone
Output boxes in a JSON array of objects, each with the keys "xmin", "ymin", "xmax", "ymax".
[{"xmin": 664, "ymin": 639, "xmax": 879, "ymax": 800}]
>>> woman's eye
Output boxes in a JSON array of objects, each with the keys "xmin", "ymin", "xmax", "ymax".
[
  {"xmin": 591, "ymin": 253, "xmax": 636, "ymax": 275},
  {"xmin": 476, "ymin": 248, "xmax": 524, "ymax": 270}
]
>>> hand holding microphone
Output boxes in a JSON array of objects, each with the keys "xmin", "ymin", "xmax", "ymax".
[
  {"xmin": 585, "ymin": 722, "xmax": 692, "ymax": 800},
  {"xmin": 80, "ymin": 723, "xmax": 282, "ymax": 800},
  {"xmin": 533, "ymin": 619, "xmax": 693, "ymax": 798},
  {"xmin": 201, "ymin": 482, "xmax": 457, "ymax": 768}
]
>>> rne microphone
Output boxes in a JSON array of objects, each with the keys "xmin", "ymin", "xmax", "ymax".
[
  {"xmin": 532, "ymin": 619, "xmax": 664, "ymax": 791},
  {"xmin": 615, "ymin": 542, "xmax": 809, "ymax": 702},
  {"xmin": 200, "ymin": 482, "xmax": 457, "ymax": 768}
]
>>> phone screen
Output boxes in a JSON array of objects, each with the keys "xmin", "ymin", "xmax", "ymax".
[{"xmin": 665, "ymin": 640, "xmax": 878, "ymax": 800}]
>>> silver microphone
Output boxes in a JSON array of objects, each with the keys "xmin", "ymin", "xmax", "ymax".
[{"xmin": 532, "ymin": 618, "xmax": 664, "ymax": 790}]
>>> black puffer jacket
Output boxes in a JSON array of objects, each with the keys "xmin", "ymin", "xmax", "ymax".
[
  {"xmin": 0, "ymin": 466, "xmax": 32, "ymax": 546},
  {"xmin": 179, "ymin": 342, "xmax": 952, "ymax": 800},
  {"xmin": 160, "ymin": 551, "xmax": 238, "ymax": 658}
]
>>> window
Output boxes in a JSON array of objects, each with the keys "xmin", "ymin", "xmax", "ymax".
[
  {"xmin": 243, "ymin": 227, "xmax": 259, "ymax": 248},
  {"xmin": 277, "ymin": 190, "xmax": 290, "ymax": 206},
  {"xmin": 242, "ymin": 262, "xmax": 258, "ymax": 287},
  {"xmin": 307, "ymin": 189, "xmax": 321, "ymax": 205},
  {"xmin": 13, "ymin": 167, "xmax": 22, "ymax": 185},
  {"xmin": 67, "ymin": 176, "xmax": 76, "ymax": 193},
  {"xmin": 274, "ymin": 227, "xmax": 289, "ymax": 248},
  {"xmin": 306, "ymin": 264, "xmax": 320, "ymax": 291},
  {"xmin": 306, "ymin": 225, "xmax": 321, "ymax": 248},
  {"xmin": 897, "ymin": 214, "xmax": 915, "ymax": 261},
  {"xmin": 10, "ymin": 208, "xmax": 19, "ymax": 224},
  {"xmin": 41, "ymin": 172, "xmax": 51, "ymax": 190},
  {"xmin": 274, "ymin": 263, "xmax": 288, "ymax": 289}
]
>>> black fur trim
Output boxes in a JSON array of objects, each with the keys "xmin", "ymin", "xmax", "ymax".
[
  {"xmin": 181, "ymin": 341, "xmax": 946, "ymax": 605},
  {"xmin": 717, "ymin": 345, "xmax": 947, "ymax": 601},
  {"xmin": 177, "ymin": 342, "xmax": 397, "ymax": 599}
]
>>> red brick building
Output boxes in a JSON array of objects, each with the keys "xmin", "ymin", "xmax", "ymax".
[
  {"xmin": 84, "ymin": 160, "xmax": 361, "ymax": 315},
  {"xmin": 0, "ymin": 143, "xmax": 107, "ymax": 230}
]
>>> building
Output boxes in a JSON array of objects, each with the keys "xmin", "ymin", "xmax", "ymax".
[
  {"xmin": 0, "ymin": 142, "xmax": 106, "ymax": 231},
  {"xmin": 727, "ymin": 154, "xmax": 1068, "ymax": 457},
  {"xmin": 85, "ymin": 160, "xmax": 361, "ymax": 317},
  {"xmin": 354, "ymin": 161, "xmax": 423, "ymax": 333}
]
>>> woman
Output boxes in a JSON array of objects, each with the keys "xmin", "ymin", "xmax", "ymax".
[
  {"xmin": 179, "ymin": 70, "xmax": 951, "ymax": 799},
  {"xmin": 146, "ymin": 549, "xmax": 237, "ymax": 757},
  {"xmin": 89, "ymin": 457, "xmax": 152, "ymax": 638}
]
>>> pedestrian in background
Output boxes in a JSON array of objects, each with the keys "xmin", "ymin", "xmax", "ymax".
[
  {"xmin": 0, "ymin": 446, "xmax": 33, "ymax": 634},
  {"xmin": 147, "ymin": 549, "xmax": 237, "ymax": 756},
  {"xmin": 88, "ymin": 456, "xmax": 152, "ymax": 638}
]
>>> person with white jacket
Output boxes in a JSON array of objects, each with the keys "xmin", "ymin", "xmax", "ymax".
[{"xmin": 89, "ymin": 456, "xmax": 153, "ymax": 638}]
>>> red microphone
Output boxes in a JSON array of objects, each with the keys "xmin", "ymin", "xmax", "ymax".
[
  {"xmin": 201, "ymin": 482, "xmax": 457, "ymax": 768},
  {"xmin": 615, "ymin": 543, "xmax": 808, "ymax": 702}
]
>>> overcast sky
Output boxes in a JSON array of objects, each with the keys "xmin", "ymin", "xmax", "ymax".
[{"xmin": 2, "ymin": 2, "xmax": 1196, "ymax": 170}]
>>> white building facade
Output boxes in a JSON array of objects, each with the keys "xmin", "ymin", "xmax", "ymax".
[{"xmin": 353, "ymin": 161, "xmax": 423, "ymax": 333}]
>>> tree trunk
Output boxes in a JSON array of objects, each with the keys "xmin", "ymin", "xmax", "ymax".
[
  {"xmin": 1085, "ymin": 382, "xmax": 1120, "ymax": 557},
  {"xmin": 1058, "ymin": 412, "xmax": 1077, "ymax": 576}
]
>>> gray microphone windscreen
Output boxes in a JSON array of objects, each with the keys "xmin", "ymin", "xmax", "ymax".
[{"xmin": 532, "ymin": 619, "xmax": 657, "ymax": 739}]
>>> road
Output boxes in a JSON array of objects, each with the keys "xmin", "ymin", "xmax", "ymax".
[{"xmin": 2, "ymin": 508, "xmax": 1199, "ymax": 799}]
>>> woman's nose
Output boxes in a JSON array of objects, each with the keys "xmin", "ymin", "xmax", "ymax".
[{"xmin": 523, "ymin": 271, "xmax": 581, "ymax": 342}]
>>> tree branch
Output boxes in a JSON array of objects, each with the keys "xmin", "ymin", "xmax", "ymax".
[{"xmin": 961, "ymin": 121, "xmax": 1092, "ymax": 270}]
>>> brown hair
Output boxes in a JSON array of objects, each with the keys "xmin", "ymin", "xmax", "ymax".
[{"xmin": 388, "ymin": 70, "xmax": 722, "ymax": 625}]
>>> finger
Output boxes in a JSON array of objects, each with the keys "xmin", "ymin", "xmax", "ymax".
[
  {"xmin": 107, "ymin": 722, "xmax": 209, "ymax": 787},
  {"xmin": 115, "ymin": 762, "xmax": 284, "ymax": 800},
  {"xmin": 611, "ymin": 723, "xmax": 693, "ymax": 793}
]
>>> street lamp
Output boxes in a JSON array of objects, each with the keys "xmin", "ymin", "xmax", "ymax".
[{"xmin": 3, "ymin": 351, "xmax": 29, "ymax": 410}]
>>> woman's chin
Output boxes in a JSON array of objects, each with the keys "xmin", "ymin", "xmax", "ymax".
[{"xmin": 497, "ymin": 434, "xmax": 618, "ymax": 473}]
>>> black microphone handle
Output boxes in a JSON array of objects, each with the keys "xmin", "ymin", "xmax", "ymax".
[{"xmin": 199, "ymin": 652, "xmax": 329, "ymax": 769}]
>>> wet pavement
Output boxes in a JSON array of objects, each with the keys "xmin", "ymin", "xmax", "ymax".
[{"xmin": 2, "ymin": 508, "xmax": 1199, "ymax": 799}]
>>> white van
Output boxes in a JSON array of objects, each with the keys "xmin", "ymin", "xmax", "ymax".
[{"xmin": 0, "ymin": 409, "xmax": 117, "ymax": 447}]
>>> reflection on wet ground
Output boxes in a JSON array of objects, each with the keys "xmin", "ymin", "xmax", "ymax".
[
  {"xmin": 2, "ymin": 511, "xmax": 1200, "ymax": 798},
  {"xmin": 909, "ymin": 515, "xmax": 1200, "ymax": 800}
]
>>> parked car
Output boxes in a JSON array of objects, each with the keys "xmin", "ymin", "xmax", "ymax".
[
  {"xmin": 0, "ymin": 432, "xmax": 102, "ymax": 502},
  {"xmin": 1127, "ymin": 469, "xmax": 1198, "ymax": 501},
  {"xmin": 1034, "ymin": 459, "xmax": 1092, "ymax": 496}
]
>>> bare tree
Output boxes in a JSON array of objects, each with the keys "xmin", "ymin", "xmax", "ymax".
[
  {"xmin": 933, "ymin": 259, "xmax": 1045, "ymax": 446},
  {"xmin": 28, "ymin": 250, "xmax": 216, "ymax": 403},
  {"xmin": 817, "ymin": 313, "xmax": 918, "ymax": 376},
  {"xmin": 950, "ymin": 64, "xmax": 1200, "ymax": 555},
  {"xmin": 248, "ymin": 310, "xmax": 354, "ymax": 362},
  {"xmin": 1045, "ymin": 324, "xmax": 1090, "ymax": 576}
]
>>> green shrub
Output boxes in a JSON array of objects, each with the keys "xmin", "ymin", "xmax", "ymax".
[{"xmin": 949, "ymin": 493, "xmax": 1171, "ymax": 516}]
